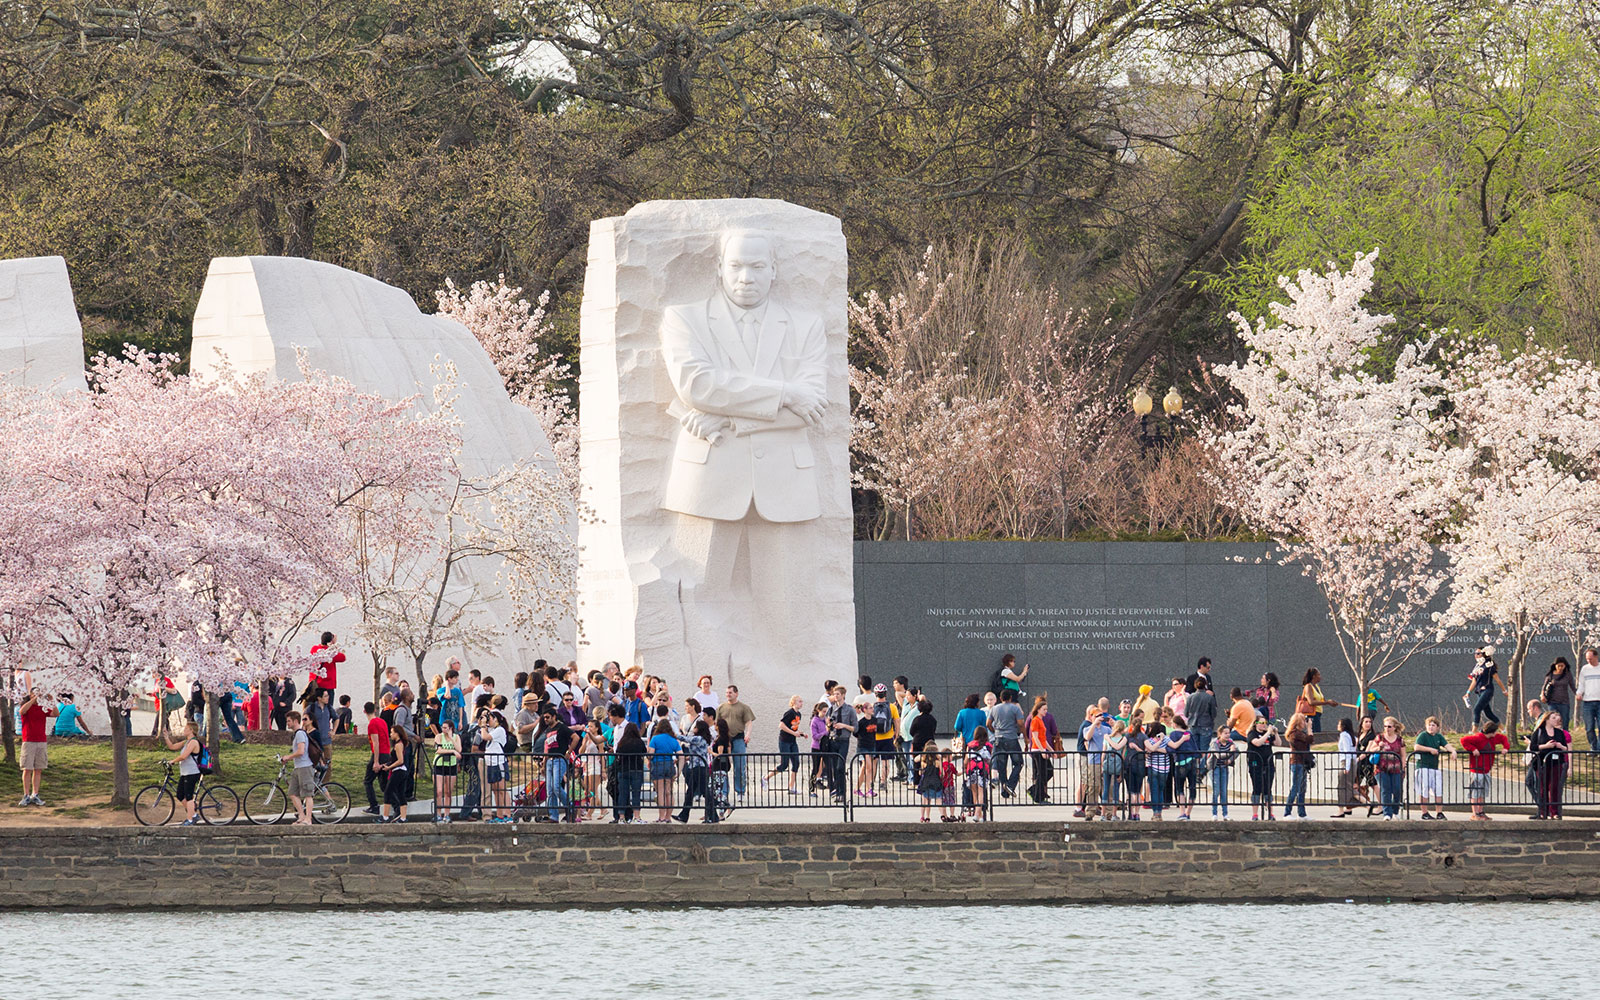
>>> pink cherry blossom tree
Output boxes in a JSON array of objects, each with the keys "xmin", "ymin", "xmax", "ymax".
[
  {"xmin": 0, "ymin": 352, "xmax": 455, "ymax": 804},
  {"xmin": 1437, "ymin": 336, "xmax": 1600, "ymax": 739},
  {"xmin": 345, "ymin": 359, "xmax": 576, "ymax": 689},
  {"xmin": 436, "ymin": 276, "xmax": 578, "ymax": 496},
  {"xmin": 1208, "ymin": 251, "xmax": 1469, "ymax": 711}
]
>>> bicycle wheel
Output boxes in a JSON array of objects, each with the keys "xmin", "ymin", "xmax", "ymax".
[
  {"xmin": 243, "ymin": 781, "xmax": 287, "ymax": 825},
  {"xmin": 314, "ymin": 782, "xmax": 351, "ymax": 824},
  {"xmin": 198, "ymin": 784, "xmax": 239, "ymax": 825},
  {"xmin": 712, "ymin": 772, "xmax": 734, "ymax": 821},
  {"xmin": 133, "ymin": 784, "xmax": 175, "ymax": 826}
]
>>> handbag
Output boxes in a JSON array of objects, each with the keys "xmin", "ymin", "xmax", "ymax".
[{"xmin": 1295, "ymin": 695, "xmax": 1315, "ymax": 716}]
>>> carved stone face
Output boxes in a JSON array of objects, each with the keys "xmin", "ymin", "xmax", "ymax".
[{"xmin": 719, "ymin": 233, "xmax": 775, "ymax": 308}]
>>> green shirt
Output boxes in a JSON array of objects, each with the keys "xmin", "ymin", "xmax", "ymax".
[{"xmin": 1415, "ymin": 731, "xmax": 1448, "ymax": 769}]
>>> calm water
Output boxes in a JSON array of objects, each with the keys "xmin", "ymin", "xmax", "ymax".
[{"xmin": 0, "ymin": 902, "xmax": 1588, "ymax": 997}]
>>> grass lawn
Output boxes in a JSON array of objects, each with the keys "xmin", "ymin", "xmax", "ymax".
[{"xmin": 0, "ymin": 736, "xmax": 375, "ymax": 821}]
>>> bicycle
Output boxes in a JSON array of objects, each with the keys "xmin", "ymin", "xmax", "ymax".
[
  {"xmin": 133, "ymin": 762, "xmax": 239, "ymax": 826},
  {"xmin": 242, "ymin": 763, "xmax": 352, "ymax": 825}
]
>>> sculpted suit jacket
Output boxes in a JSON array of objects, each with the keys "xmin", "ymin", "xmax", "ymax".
[{"xmin": 661, "ymin": 292, "xmax": 827, "ymax": 522}]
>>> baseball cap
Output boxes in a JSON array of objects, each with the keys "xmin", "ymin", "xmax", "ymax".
[{"xmin": 624, "ymin": 680, "xmax": 639, "ymax": 691}]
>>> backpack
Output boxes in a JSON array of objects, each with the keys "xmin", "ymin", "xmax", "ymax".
[
  {"xmin": 1102, "ymin": 749, "xmax": 1124, "ymax": 777},
  {"xmin": 989, "ymin": 668, "xmax": 1006, "ymax": 696},
  {"xmin": 873, "ymin": 702, "xmax": 893, "ymax": 737},
  {"xmin": 194, "ymin": 741, "xmax": 215, "ymax": 775}
]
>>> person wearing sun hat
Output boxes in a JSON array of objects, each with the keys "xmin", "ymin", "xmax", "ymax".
[{"xmin": 1132, "ymin": 684, "xmax": 1160, "ymax": 726}]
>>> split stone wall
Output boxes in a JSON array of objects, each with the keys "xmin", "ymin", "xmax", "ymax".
[{"xmin": 1, "ymin": 822, "xmax": 1595, "ymax": 909}]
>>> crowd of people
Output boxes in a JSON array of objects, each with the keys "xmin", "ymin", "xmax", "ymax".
[{"xmin": 9, "ymin": 637, "xmax": 1597, "ymax": 823}]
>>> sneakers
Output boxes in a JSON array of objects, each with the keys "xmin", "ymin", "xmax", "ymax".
[
  {"xmin": 16, "ymin": 796, "xmax": 29, "ymax": 807},
  {"xmin": 29, "ymin": 796, "xmax": 43, "ymax": 807},
  {"xmin": 362, "ymin": 806, "xmax": 381, "ymax": 816},
  {"xmin": 179, "ymin": 818, "xmax": 197, "ymax": 826}
]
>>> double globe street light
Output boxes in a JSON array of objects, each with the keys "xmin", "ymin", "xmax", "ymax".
[{"xmin": 1131, "ymin": 385, "xmax": 1183, "ymax": 452}]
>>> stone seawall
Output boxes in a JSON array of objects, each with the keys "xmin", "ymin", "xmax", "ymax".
[{"xmin": 2, "ymin": 821, "xmax": 1596, "ymax": 909}]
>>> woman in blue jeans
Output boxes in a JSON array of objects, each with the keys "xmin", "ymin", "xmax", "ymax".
[
  {"xmin": 1373, "ymin": 717, "xmax": 1407, "ymax": 818},
  {"xmin": 1101, "ymin": 722, "xmax": 1127, "ymax": 817},
  {"xmin": 611, "ymin": 723, "xmax": 647, "ymax": 823},
  {"xmin": 1283, "ymin": 713, "xmax": 1313, "ymax": 818}
]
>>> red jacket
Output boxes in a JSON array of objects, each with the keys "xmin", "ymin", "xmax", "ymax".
[{"xmin": 309, "ymin": 644, "xmax": 345, "ymax": 690}]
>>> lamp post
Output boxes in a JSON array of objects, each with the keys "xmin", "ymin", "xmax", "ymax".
[{"xmin": 1132, "ymin": 386, "xmax": 1183, "ymax": 452}]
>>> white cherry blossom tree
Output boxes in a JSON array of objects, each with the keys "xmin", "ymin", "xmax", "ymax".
[
  {"xmin": 1438, "ymin": 337, "xmax": 1600, "ymax": 738},
  {"xmin": 1208, "ymin": 251, "xmax": 1469, "ymax": 711}
]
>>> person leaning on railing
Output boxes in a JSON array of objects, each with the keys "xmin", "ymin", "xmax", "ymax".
[
  {"xmin": 1372, "ymin": 717, "xmax": 1407, "ymax": 819},
  {"xmin": 1459, "ymin": 721, "xmax": 1509, "ymax": 820}
]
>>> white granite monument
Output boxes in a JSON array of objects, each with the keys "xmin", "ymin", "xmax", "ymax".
[
  {"xmin": 0, "ymin": 256, "xmax": 88, "ymax": 393},
  {"xmin": 191, "ymin": 256, "xmax": 575, "ymax": 670},
  {"xmin": 578, "ymin": 200, "xmax": 857, "ymax": 723}
]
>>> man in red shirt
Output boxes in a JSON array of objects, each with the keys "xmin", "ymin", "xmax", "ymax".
[
  {"xmin": 308, "ymin": 631, "xmax": 345, "ymax": 704},
  {"xmin": 18, "ymin": 691, "xmax": 59, "ymax": 806},
  {"xmin": 1460, "ymin": 720, "xmax": 1511, "ymax": 820},
  {"xmin": 362, "ymin": 701, "xmax": 394, "ymax": 819}
]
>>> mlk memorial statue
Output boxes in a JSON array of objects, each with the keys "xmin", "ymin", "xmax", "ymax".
[{"xmin": 577, "ymin": 200, "xmax": 857, "ymax": 726}]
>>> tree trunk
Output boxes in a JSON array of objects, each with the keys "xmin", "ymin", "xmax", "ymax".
[
  {"xmin": 1, "ymin": 692, "xmax": 14, "ymax": 765},
  {"xmin": 372, "ymin": 650, "xmax": 385, "ymax": 709},
  {"xmin": 206, "ymin": 692, "xmax": 224, "ymax": 776},
  {"xmin": 107, "ymin": 695, "xmax": 131, "ymax": 807},
  {"xmin": 414, "ymin": 652, "xmax": 429, "ymax": 696},
  {"xmin": 1507, "ymin": 613, "xmax": 1531, "ymax": 746}
]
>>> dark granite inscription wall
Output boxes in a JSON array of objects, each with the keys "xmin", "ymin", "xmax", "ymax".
[{"xmin": 853, "ymin": 542, "xmax": 1568, "ymax": 727}]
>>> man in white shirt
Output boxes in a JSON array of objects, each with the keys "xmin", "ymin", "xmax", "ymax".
[{"xmin": 1578, "ymin": 647, "xmax": 1600, "ymax": 750}]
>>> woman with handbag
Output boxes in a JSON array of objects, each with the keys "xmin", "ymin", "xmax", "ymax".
[
  {"xmin": 1540, "ymin": 659, "xmax": 1578, "ymax": 727},
  {"xmin": 1299, "ymin": 669, "xmax": 1336, "ymax": 734}
]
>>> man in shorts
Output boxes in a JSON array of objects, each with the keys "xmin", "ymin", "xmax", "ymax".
[
  {"xmin": 1459, "ymin": 720, "xmax": 1509, "ymax": 820},
  {"xmin": 277, "ymin": 711, "xmax": 316, "ymax": 825},
  {"xmin": 1412, "ymin": 716, "xmax": 1452, "ymax": 820},
  {"xmin": 18, "ymin": 691, "xmax": 58, "ymax": 806}
]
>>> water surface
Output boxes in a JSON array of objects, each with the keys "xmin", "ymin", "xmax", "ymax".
[{"xmin": 1, "ymin": 901, "xmax": 1584, "ymax": 998}]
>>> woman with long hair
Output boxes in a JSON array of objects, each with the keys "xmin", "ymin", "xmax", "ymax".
[
  {"xmin": 1541, "ymin": 659, "xmax": 1579, "ymax": 727},
  {"xmin": 1298, "ymin": 669, "xmax": 1335, "ymax": 734},
  {"xmin": 1530, "ymin": 709, "xmax": 1571, "ymax": 819},
  {"xmin": 1282, "ymin": 713, "xmax": 1313, "ymax": 819},
  {"xmin": 1123, "ymin": 720, "xmax": 1148, "ymax": 819},
  {"xmin": 1255, "ymin": 673, "xmax": 1281, "ymax": 722},
  {"xmin": 1372, "ymin": 716, "xmax": 1407, "ymax": 819},
  {"xmin": 612, "ymin": 722, "xmax": 647, "ymax": 823},
  {"xmin": 1333, "ymin": 716, "xmax": 1358, "ymax": 817},
  {"xmin": 431, "ymin": 719, "xmax": 461, "ymax": 822},
  {"xmin": 1025, "ymin": 695, "xmax": 1053, "ymax": 803}
]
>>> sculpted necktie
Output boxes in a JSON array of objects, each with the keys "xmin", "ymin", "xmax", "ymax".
[{"xmin": 739, "ymin": 312, "xmax": 757, "ymax": 358}]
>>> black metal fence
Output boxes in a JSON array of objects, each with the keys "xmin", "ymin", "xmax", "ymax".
[{"xmin": 412, "ymin": 746, "xmax": 1600, "ymax": 822}]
